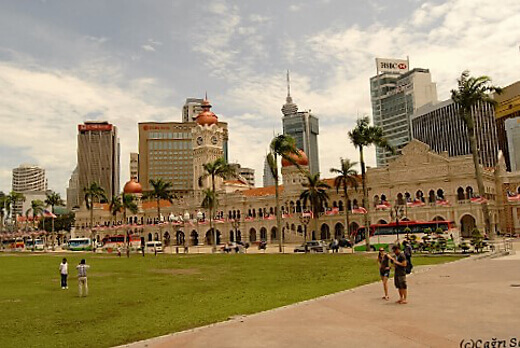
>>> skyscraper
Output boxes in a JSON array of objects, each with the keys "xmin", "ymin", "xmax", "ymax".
[
  {"xmin": 411, "ymin": 99, "xmax": 499, "ymax": 168},
  {"xmin": 281, "ymin": 71, "xmax": 320, "ymax": 175},
  {"xmin": 370, "ymin": 59, "xmax": 437, "ymax": 166},
  {"xmin": 12, "ymin": 164, "xmax": 48, "ymax": 216},
  {"xmin": 229, "ymin": 164, "xmax": 255, "ymax": 186},
  {"xmin": 182, "ymin": 98, "xmax": 204, "ymax": 123},
  {"xmin": 129, "ymin": 153, "xmax": 139, "ymax": 181},
  {"xmin": 66, "ymin": 166, "xmax": 80, "ymax": 210},
  {"xmin": 494, "ymin": 81, "xmax": 520, "ymax": 171},
  {"xmin": 263, "ymin": 157, "xmax": 275, "ymax": 187},
  {"xmin": 505, "ymin": 117, "xmax": 520, "ymax": 171},
  {"xmin": 77, "ymin": 121, "xmax": 120, "ymax": 205}
]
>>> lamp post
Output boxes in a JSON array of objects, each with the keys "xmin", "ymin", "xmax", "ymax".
[
  {"xmin": 299, "ymin": 213, "xmax": 311, "ymax": 250},
  {"xmin": 390, "ymin": 205, "xmax": 405, "ymax": 242},
  {"xmin": 196, "ymin": 210, "xmax": 203, "ymax": 249},
  {"xmin": 230, "ymin": 218, "xmax": 241, "ymax": 243}
]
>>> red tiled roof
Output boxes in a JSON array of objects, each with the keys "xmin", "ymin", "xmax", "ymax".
[{"xmin": 241, "ymin": 186, "xmax": 284, "ymax": 197}]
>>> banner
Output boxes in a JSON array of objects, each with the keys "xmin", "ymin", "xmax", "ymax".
[{"xmin": 376, "ymin": 58, "xmax": 409, "ymax": 74}]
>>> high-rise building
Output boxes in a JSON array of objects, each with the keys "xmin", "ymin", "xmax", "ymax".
[
  {"xmin": 66, "ymin": 166, "xmax": 80, "ymax": 210},
  {"xmin": 505, "ymin": 117, "xmax": 520, "ymax": 171},
  {"xmin": 77, "ymin": 121, "xmax": 120, "ymax": 205},
  {"xmin": 263, "ymin": 157, "xmax": 276, "ymax": 187},
  {"xmin": 139, "ymin": 101, "xmax": 228, "ymax": 194},
  {"xmin": 12, "ymin": 164, "xmax": 47, "ymax": 192},
  {"xmin": 494, "ymin": 81, "xmax": 520, "ymax": 171},
  {"xmin": 182, "ymin": 98, "xmax": 204, "ymax": 123},
  {"xmin": 411, "ymin": 99, "xmax": 499, "ymax": 167},
  {"xmin": 230, "ymin": 164, "xmax": 255, "ymax": 186},
  {"xmin": 11, "ymin": 164, "xmax": 48, "ymax": 216},
  {"xmin": 281, "ymin": 71, "xmax": 320, "ymax": 175},
  {"xmin": 370, "ymin": 62, "xmax": 437, "ymax": 166},
  {"xmin": 129, "ymin": 153, "xmax": 139, "ymax": 181}
]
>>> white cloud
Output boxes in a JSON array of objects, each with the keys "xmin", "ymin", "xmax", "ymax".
[
  {"xmin": 141, "ymin": 44, "xmax": 156, "ymax": 52},
  {"xmin": 0, "ymin": 62, "xmax": 178, "ymax": 195}
]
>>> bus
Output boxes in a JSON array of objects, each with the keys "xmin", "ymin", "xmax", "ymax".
[
  {"xmin": 25, "ymin": 239, "xmax": 45, "ymax": 251},
  {"xmin": 1, "ymin": 238, "xmax": 16, "ymax": 250},
  {"xmin": 67, "ymin": 238, "xmax": 92, "ymax": 251},
  {"xmin": 15, "ymin": 238, "xmax": 24, "ymax": 251},
  {"xmin": 146, "ymin": 241, "xmax": 163, "ymax": 253},
  {"xmin": 353, "ymin": 220, "xmax": 454, "ymax": 244},
  {"xmin": 101, "ymin": 234, "xmax": 141, "ymax": 252}
]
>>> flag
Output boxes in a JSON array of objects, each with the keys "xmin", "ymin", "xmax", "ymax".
[
  {"xmin": 325, "ymin": 208, "xmax": 340, "ymax": 215},
  {"xmin": 352, "ymin": 207, "xmax": 367, "ymax": 214},
  {"xmin": 245, "ymin": 216, "xmax": 254, "ymax": 221},
  {"xmin": 470, "ymin": 196, "xmax": 488, "ymax": 204},
  {"xmin": 43, "ymin": 209, "xmax": 57, "ymax": 218},
  {"xmin": 407, "ymin": 199, "xmax": 425, "ymax": 207},
  {"xmin": 436, "ymin": 199, "xmax": 451, "ymax": 206}
]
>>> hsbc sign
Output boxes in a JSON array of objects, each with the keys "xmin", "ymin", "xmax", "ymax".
[{"xmin": 376, "ymin": 58, "xmax": 409, "ymax": 74}]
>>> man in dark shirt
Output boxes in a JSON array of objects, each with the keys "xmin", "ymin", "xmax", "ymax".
[{"xmin": 388, "ymin": 245, "xmax": 408, "ymax": 304}]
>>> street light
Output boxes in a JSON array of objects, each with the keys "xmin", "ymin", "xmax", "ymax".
[
  {"xmin": 230, "ymin": 218, "xmax": 241, "ymax": 243},
  {"xmin": 299, "ymin": 212, "xmax": 311, "ymax": 245},
  {"xmin": 196, "ymin": 210, "xmax": 203, "ymax": 249},
  {"xmin": 390, "ymin": 205, "xmax": 405, "ymax": 242}
]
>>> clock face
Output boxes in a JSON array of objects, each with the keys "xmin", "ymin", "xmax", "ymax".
[
  {"xmin": 196, "ymin": 136, "xmax": 203, "ymax": 145},
  {"xmin": 211, "ymin": 136, "xmax": 218, "ymax": 145}
]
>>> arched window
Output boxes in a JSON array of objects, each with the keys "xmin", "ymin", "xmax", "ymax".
[
  {"xmin": 428, "ymin": 190, "xmax": 436, "ymax": 203},
  {"xmin": 396, "ymin": 193, "xmax": 405, "ymax": 206},
  {"xmin": 405, "ymin": 192, "xmax": 411, "ymax": 203},
  {"xmin": 290, "ymin": 201, "xmax": 295, "ymax": 213},
  {"xmin": 296, "ymin": 200, "xmax": 301, "ymax": 213},
  {"xmin": 339, "ymin": 201, "xmax": 344, "ymax": 211},
  {"xmin": 466, "ymin": 186, "xmax": 474, "ymax": 199},
  {"xmin": 381, "ymin": 194, "xmax": 387, "ymax": 202},
  {"xmin": 416, "ymin": 190, "xmax": 424, "ymax": 202},
  {"xmin": 333, "ymin": 201, "xmax": 338, "ymax": 208},
  {"xmin": 373, "ymin": 195, "xmax": 380, "ymax": 207},
  {"xmin": 437, "ymin": 189, "xmax": 444, "ymax": 200},
  {"xmin": 353, "ymin": 199, "xmax": 358, "ymax": 208},
  {"xmin": 457, "ymin": 187, "xmax": 465, "ymax": 201}
]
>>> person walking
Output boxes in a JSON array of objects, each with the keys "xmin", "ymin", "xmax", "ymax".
[
  {"xmin": 76, "ymin": 259, "xmax": 90, "ymax": 297},
  {"xmin": 388, "ymin": 245, "xmax": 408, "ymax": 304},
  {"xmin": 59, "ymin": 258, "xmax": 68, "ymax": 290},
  {"xmin": 377, "ymin": 248, "xmax": 390, "ymax": 300}
]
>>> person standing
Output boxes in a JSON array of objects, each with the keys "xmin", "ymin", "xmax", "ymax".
[
  {"xmin": 402, "ymin": 240, "xmax": 413, "ymax": 274},
  {"xmin": 377, "ymin": 248, "xmax": 390, "ymax": 300},
  {"xmin": 59, "ymin": 258, "xmax": 68, "ymax": 290},
  {"xmin": 388, "ymin": 245, "xmax": 408, "ymax": 304},
  {"xmin": 76, "ymin": 259, "xmax": 90, "ymax": 297}
]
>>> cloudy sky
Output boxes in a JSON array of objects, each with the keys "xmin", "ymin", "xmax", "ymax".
[{"xmin": 0, "ymin": 0, "xmax": 519, "ymax": 197}]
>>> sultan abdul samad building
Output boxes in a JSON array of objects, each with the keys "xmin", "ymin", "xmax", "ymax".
[{"xmin": 74, "ymin": 98, "xmax": 520, "ymax": 246}]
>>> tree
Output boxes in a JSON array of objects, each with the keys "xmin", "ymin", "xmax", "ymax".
[
  {"xmin": 84, "ymin": 182, "xmax": 107, "ymax": 250},
  {"xmin": 27, "ymin": 199, "xmax": 44, "ymax": 251},
  {"xmin": 267, "ymin": 134, "xmax": 300, "ymax": 252},
  {"xmin": 0, "ymin": 193, "xmax": 6, "ymax": 249},
  {"xmin": 201, "ymin": 189, "xmax": 218, "ymax": 246},
  {"xmin": 109, "ymin": 195, "xmax": 123, "ymax": 226},
  {"xmin": 198, "ymin": 158, "xmax": 236, "ymax": 252},
  {"xmin": 45, "ymin": 191, "xmax": 64, "ymax": 251},
  {"xmin": 143, "ymin": 178, "xmax": 175, "ymax": 246},
  {"xmin": 348, "ymin": 116, "xmax": 394, "ymax": 252},
  {"xmin": 122, "ymin": 193, "xmax": 138, "ymax": 257},
  {"xmin": 330, "ymin": 158, "xmax": 359, "ymax": 251},
  {"xmin": 6, "ymin": 191, "xmax": 25, "ymax": 232},
  {"xmin": 451, "ymin": 71, "xmax": 502, "ymax": 238},
  {"xmin": 300, "ymin": 172, "xmax": 331, "ymax": 242}
]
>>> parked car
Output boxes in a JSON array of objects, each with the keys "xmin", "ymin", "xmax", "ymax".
[{"xmin": 294, "ymin": 241, "xmax": 326, "ymax": 253}]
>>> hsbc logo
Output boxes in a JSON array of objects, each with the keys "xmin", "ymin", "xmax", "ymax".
[{"xmin": 380, "ymin": 62, "xmax": 407, "ymax": 70}]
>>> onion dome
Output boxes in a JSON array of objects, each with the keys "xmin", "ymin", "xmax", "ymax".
[
  {"xmin": 123, "ymin": 179, "xmax": 143, "ymax": 194},
  {"xmin": 196, "ymin": 97, "xmax": 218, "ymax": 126},
  {"xmin": 281, "ymin": 149, "xmax": 309, "ymax": 167}
]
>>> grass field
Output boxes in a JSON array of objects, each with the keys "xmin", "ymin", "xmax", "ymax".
[{"xmin": 0, "ymin": 252, "xmax": 463, "ymax": 348}]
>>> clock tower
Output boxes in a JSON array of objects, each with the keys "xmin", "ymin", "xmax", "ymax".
[{"xmin": 192, "ymin": 97, "xmax": 226, "ymax": 194}]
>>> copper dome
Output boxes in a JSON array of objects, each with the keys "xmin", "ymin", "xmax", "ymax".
[
  {"xmin": 123, "ymin": 179, "xmax": 143, "ymax": 194},
  {"xmin": 281, "ymin": 149, "xmax": 309, "ymax": 167},
  {"xmin": 196, "ymin": 98, "xmax": 218, "ymax": 126}
]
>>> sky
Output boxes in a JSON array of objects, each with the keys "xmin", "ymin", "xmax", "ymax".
[{"xmin": 0, "ymin": 0, "xmax": 519, "ymax": 197}]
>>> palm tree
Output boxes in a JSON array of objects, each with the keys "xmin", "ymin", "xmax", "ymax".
[
  {"xmin": 84, "ymin": 182, "xmax": 107, "ymax": 250},
  {"xmin": 300, "ymin": 172, "xmax": 331, "ymax": 242},
  {"xmin": 199, "ymin": 158, "xmax": 236, "ymax": 252},
  {"xmin": 45, "ymin": 191, "xmax": 64, "ymax": 251},
  {"xmin": 109, "ymin": 195, "xmax": 123, "ymax": 226},
  {"xmin": 201, "ymin": 189, "xmax": 218, "ymax": 246},
  {"xmin": 7, "ymin": 191, "xmax": 25, "ymax": 232},
  {"xmin": 451, "ymin": 71, "xmax": 502, "ymax": 238},
  {"xmin": 0, "ymin": 193, "xmax": 6, "ymax": 249},
  {"xmin": 349, "ymin": 116, "xmax": 394, "ymax": 252},
  {"xmin": 143, "ymin": 178, "xmax": 175, "ymax": 245},
  {"xmin": 267, "ymin": 134, "xmax": 300, "ymax": 252},
  {"xmin": 330, "ymin": 158, "xmax": 359, "ymax": 250},
  {"xmin": 122, "ymin": 193, "xmax": 138, "ymax": 257},
  {"xmin": 27, "ymin": 199, "xmax": 44, "ymax": 251}
]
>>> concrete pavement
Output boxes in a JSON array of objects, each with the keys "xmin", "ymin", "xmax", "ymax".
[{"xmin": 121, "ymin": 250, "xmax": 520, "ymax": 348}]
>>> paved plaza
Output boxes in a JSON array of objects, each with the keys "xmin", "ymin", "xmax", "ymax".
[{"xmin": 122, "ymin": 245, "xmax": 520, "ymax": 348}]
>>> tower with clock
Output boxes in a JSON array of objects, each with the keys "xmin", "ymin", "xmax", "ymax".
[{"xmin": 192, "ymin": 97, "xmax": 226, "ymax": 193}]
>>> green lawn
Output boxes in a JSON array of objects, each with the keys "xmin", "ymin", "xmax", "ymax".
[{"xmin": 0, "ymin": 252, "xmax": 463, "ymax": 348}]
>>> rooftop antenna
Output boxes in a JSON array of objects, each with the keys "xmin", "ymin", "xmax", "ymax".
[
  {"xmin": 205, "ymin": 91, "xmax": 208, "ymax": 100},
  {"xmin": 286, "ymin": 69, "xmax": 291, "ymax": 97}
]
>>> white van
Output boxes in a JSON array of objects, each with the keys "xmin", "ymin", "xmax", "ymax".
[{"xmin": 146, "ymin": 241, "xmax": 163, "ymax": 253}]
